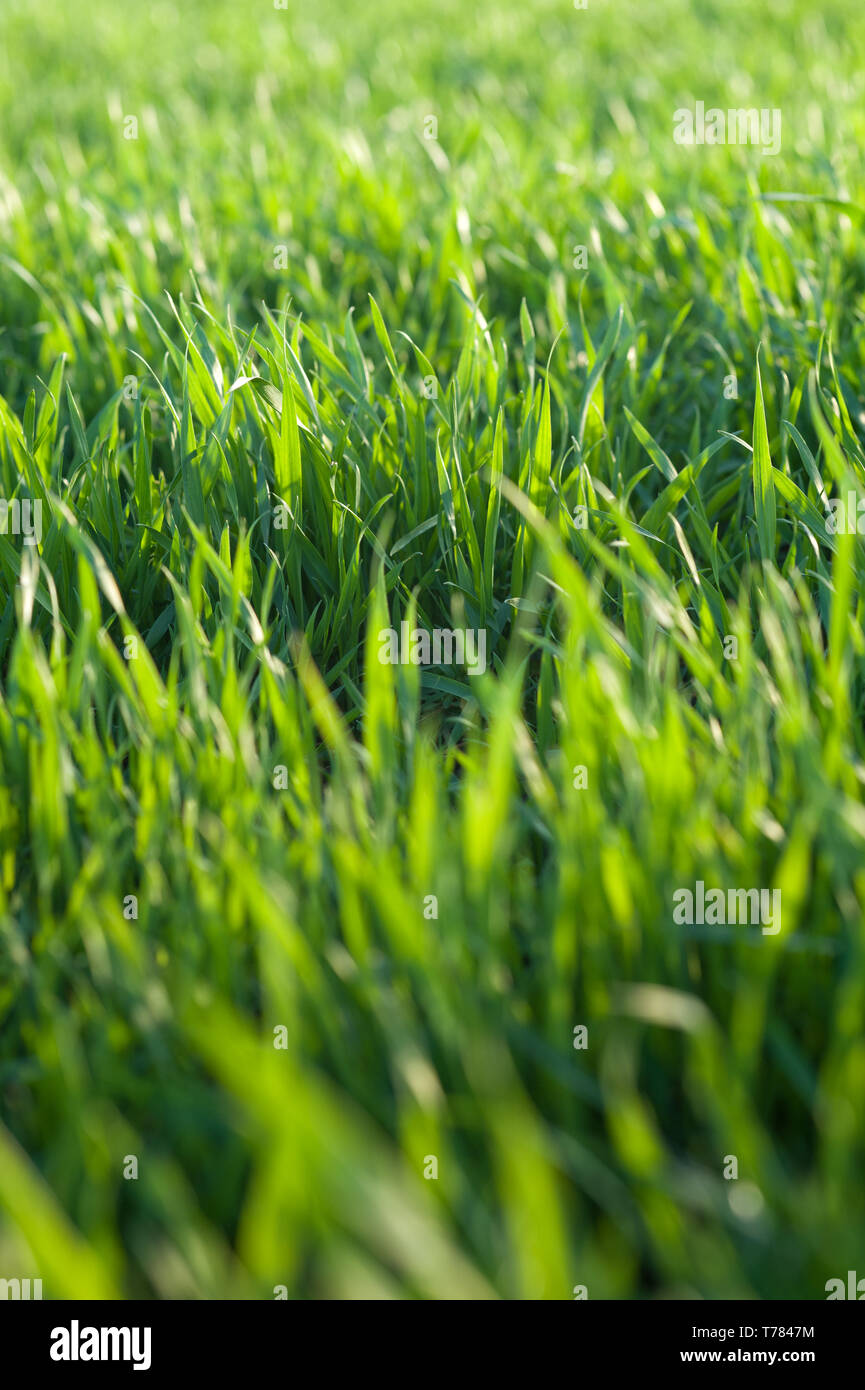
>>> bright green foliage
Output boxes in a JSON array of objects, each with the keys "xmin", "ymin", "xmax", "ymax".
[{"xmin": 1, "ymin": 0, "xmax": 865, "ymax": 1299}]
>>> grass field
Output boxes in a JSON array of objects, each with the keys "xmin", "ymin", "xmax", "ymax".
[{"xmin": 2, "ymin": 0, "xmax": 865, "ymax": 1300}]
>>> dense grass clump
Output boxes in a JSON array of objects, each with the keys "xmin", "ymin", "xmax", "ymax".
[{"xmin": 1, "ymin": 0, "xmax": 865, "ymax": 1298}]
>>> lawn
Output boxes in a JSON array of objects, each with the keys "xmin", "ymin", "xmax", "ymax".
[{"xmin": 1, "ymin": 0, "xmax": 864, "ymax": 1299}]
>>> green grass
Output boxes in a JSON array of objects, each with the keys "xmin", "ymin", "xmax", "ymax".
[{"xmin": 1, "ymin": 0, "xmax": 865, "ymax": 1299}]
